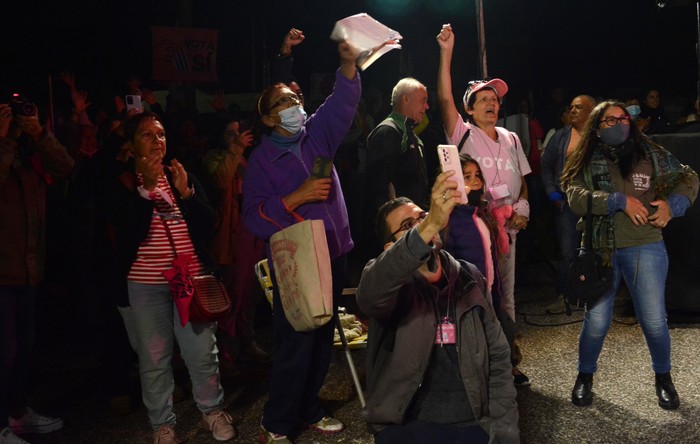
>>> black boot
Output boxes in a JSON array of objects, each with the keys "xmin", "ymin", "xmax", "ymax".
[
  {"xmin": 655, "ymin": 372, "xmax": 680, "ymax": 410},
  {"xmin": 571, "ymin": 372, "xmax": 593, "ymax": 406}
]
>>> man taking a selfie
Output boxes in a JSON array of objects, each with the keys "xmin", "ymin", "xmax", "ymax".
[{"xmin": 356, "ymin": 171, "xmax": 519, "ymax": 444}]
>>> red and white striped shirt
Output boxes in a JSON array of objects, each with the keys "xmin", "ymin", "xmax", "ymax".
[{"xmin": 128, "ymin": 174, "xmax": 205, "ymax": 284}]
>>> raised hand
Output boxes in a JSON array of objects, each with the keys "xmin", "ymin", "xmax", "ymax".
[
  {"xmin": 114, "ymin": 95, "xmax": 126, "ymax": 115},
  {"xmin": 436, "ymin": 24, "xmax": 455, "ymax": 51},
  {"xmin": 235, "ymin": 129, "xmax": 254, "ymax": 148},
  {"xmin": 72, "ymin": 89, "xmax": 91, "ymax": 114},
  {"xmin": 58, "ymin": 71, "xmax": 77, "ymax": 91},
  {"xmin": 141, "ymin": 88, "xmax": 158, "ymax": 106},
  {"xmin": 338, "ymin": 40, "xmax": 360, "ymax": 80},
  {"xmin": 210, "ymin": 89, "xmax": 227, "ymax": 112},
  {"xmin": 426, "ymin": 170, "xmax": 459, "ymax": 230},
  {"xmin": 281, "ymin": 28, "xmax": 305, "ymax": 56}
]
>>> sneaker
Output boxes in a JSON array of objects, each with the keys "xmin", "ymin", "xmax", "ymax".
[
  {"xmin": 8, "ymin": 408, "xmax": 63, "ymax": 434},
  {"xmin": 153, "ymin": 425, "xmax": 182, "ymax": 444},
  {"xmin": 201, "ymin": 410, "xmax": 236, "ymax": 441},
  {"xmin": 0, "ymin": 427, "xmax": 30, "ymax": 444},
  {"xmin": 308, "ymin": 416, "xmax": 345, "ymax": 435},
  {"xmin": 513, "ymin": 368, "xmax": 531, "ymax": 387},
  {"xmin": 257, "ymin": 423, "xmax": 291, "ymax": 443}
]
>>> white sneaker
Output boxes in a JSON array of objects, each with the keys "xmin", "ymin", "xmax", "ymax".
[
  {"xmin": 8, "ymin": 408, "xmax": 63, "ymax": 435},
  {"xmin": 0, "ymin": 427, "xmax": 31, "ymax": 444}
]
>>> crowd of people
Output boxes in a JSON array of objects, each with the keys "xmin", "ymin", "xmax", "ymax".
[{"xmin": 1, "ymin": 21, "xmax": 698, "ymax": 444}]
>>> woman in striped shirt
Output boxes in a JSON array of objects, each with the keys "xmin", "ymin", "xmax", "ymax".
[{"xmin": 105, "ymin": 111, "xmax": 235, "ymax": 444}]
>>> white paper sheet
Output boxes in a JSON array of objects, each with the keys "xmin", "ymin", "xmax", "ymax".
[{"xmin": 330, "ymin": 13, "xmax": 402, "ymax": 71}]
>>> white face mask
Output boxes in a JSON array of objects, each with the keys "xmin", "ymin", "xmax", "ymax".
[{"xmin": 278, "ymin": 105, "xmax": 307, "ymax": 134}]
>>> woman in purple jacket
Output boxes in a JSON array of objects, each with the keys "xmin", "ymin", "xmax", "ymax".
[{"xmin": 242, "ymin": 40, "xmax": 361, "ymax": 443}]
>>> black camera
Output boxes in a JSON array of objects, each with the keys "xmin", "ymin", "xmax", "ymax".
[{"xmin": 11, "ymin": 100, "xmax": 37, "ymax": 117}]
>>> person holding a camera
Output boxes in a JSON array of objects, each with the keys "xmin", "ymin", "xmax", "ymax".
[
  {"xmin": 356, "ymin": 173, "xmax": 519, "ymax": 444},
  {"xmin": 0, "ymin": 94, "xmax": 74, "ymax": 444}
]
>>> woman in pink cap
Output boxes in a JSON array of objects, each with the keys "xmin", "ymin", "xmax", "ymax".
[{"xmin": 436, "ymin": 23, "xmax": 532, "ymax": 387}]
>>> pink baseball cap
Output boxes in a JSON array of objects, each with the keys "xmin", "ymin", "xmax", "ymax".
[{"xmin": 462, "ymin": 78, "xmax": 509, "ymax": 108}]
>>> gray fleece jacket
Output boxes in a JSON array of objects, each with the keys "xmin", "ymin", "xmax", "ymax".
[{"xmin": 356, "ymin": 228, "xmax": 519, "ymax": 443}]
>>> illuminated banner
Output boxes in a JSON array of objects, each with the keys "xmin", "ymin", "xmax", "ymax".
[{"xmin": 151, "ymin": 26, "xmax": 218, "ymax": 82}]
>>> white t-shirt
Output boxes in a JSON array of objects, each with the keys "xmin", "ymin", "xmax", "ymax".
[{"xmin": 449, "ymin": 120, "xmax": 531, "ymax": 209}]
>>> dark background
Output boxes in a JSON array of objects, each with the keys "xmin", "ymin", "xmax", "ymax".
[{"xmin": 1, "ymin": 0, "xmax": 699, "ymax": 117}]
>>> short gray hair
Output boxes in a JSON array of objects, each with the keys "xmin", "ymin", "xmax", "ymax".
[{"xmin": 391, "ymin": 78, "xmax": 425, "ymax": 109}]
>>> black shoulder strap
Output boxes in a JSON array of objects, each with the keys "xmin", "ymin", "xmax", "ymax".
[
  {"xmin": 584, "ymin": 193, "xmax": 594, "ymax": 251},
  {"xmin": 457, "ymin": 129, "xmax": 471, "ymax": 151}
]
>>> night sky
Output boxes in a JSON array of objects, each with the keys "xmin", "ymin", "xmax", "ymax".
[{"xmin": 2, "ymin": 0, "xmax": 698, "ymax": 116}]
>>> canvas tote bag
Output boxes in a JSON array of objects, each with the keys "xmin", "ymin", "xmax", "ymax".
[{"xmin": 262, "ymin": 210, "xmax": 333, "ymax": 331}]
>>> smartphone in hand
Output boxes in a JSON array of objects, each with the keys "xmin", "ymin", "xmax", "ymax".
[
  {"xmin": 125, "ymin": 95, "xmax": 144, "ymax": 114},
  {"xmin": 437, "ymin": 144, "xmax": 467, "ymax": 204},
  {"xmin": 311, "ymin": 156, "xmax": 333, "ymax": 179}
]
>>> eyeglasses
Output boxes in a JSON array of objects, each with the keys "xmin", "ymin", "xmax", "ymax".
[
  {"xmin": 387, "ymin": 211, "xmax": 427, "ymax": 242},
  {"xmin": 270, "ymin": 94, "xmax": 301, "ymax": 110},
  {"xmin": 600, "ymin": 115, "xmax": 631, "ymax": 127}
]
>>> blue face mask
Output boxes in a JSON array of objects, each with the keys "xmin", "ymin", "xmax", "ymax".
[
  {"xmin": 278, "ymin": 105, "xmax": 307, "ymax": 135},
  {"xmin": 599, "ymin": 122, "xmax": 630, "ymax": 146},
  {"xmin": 626, "ymin": 105, "xmax": 641, "ymax": 119}
]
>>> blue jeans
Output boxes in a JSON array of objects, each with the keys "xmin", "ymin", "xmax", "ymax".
[
  {"xmin": 578, "ymin": 241, "xmax": 671, "ymax": 374},
  {"xmin": 126, "ymin": 282, "xmax": 224, "ymax": 429},
  {"xmin": 554, "ymin": 203, "xmax": 581, "ymax": 295},
  {"xmin": 0, "ymin": 286, "xmax": 36, "ymax": 428}
]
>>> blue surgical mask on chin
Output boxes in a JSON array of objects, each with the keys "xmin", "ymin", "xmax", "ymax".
[
  {"xmin": 278, "ymin": 105, "xmax": 307, "ymax": 135},
  {"xmin": 599, "ymin": 123, "xmax": 630, "ymax": 146},
  {"xmin": 626, "ymin": 104, "xmax": 641, "ymax": 119}
]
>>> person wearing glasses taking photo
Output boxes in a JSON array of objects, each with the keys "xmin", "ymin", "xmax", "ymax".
[
  {"xmin": 561, "ymin": 100, "xmax": 698, "ymax": 410},
  {"xmin": 436, "ymin": 24, "xmax": 532, "ymax": 387},
  {"xmin": 356, "ymin": 171, "xmax": 519, "ymax": 444}
]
